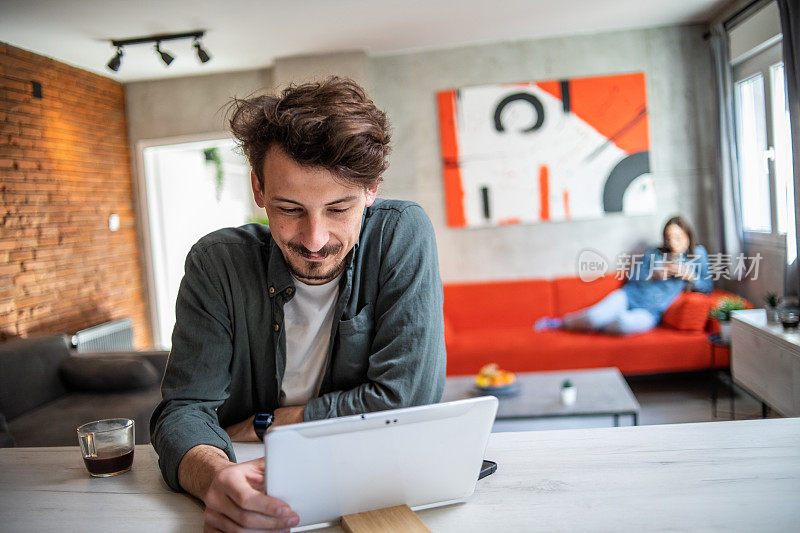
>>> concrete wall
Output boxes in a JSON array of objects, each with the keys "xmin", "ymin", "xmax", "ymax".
[
  {"xmin": 370, "ymin": 24, "xmax": 720, "ymax": 282},
  {"xmin": 124, "ymin": 24, "xmax": 720, "ymax": 284},
  {"xmin": 125, "ymin": 68, "xmax": 273, "ymax": 143},
  {"xmin": 273, "ymin": 50, "xmax": 371, "ymax": 92}
]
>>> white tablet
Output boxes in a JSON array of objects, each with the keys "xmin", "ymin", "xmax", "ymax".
[{"xmin": 264, "ymin": 396, "xmax": 498, "ymax": 529}]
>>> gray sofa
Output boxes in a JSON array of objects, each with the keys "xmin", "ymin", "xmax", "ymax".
[{"xmin": 0, "ymin": 335, "xmax": 168, "ymax": 447}]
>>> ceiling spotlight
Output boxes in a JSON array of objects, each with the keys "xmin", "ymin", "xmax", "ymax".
[
  {"xmin": 155, "ymin": 42, "xmax": 174, "ymax": 66},
  {"xmin": 193, "ymin": 39, "xmax": 211, "ymax": 64},
  {"xmin": 106, "ymin": 47, "xmax": 123, "ymax": 72}
]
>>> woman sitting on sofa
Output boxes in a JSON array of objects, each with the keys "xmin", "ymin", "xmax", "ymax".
[{"xmin": 536, "ymin": 216, "xmax": 712, "ymax": 335}]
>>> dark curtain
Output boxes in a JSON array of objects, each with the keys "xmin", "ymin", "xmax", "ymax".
[
  {"xmin": 777, "ymin": 0, "xmax": 800, "ymax": 295},
  {"xmin": 710, "ymin": 24, "xmax": 744, "ymax": 259}
]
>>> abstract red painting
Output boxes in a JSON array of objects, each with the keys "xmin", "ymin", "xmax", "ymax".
[{"xmin": 437, "ymin": 72, "xmax": 653, "ymax": 228}]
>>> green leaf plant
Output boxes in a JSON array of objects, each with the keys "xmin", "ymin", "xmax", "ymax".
[{"xmin": 709, "ymin": 297, "xmax": 747, "ymax": 322}]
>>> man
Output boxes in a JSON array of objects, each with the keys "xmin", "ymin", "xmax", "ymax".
[{"xmin": 150, "ymin": 77, "xmax": 446, "ymax": 531}]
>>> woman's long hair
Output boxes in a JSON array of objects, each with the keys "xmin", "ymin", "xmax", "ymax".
[{"xmin": 659, "ymin": 216, "xmax": 696, "ymax": 256}]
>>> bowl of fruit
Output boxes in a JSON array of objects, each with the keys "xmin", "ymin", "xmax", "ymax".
[{"xmin": 474, "ymin": 363, "xmax": 519, "ymax": 396}]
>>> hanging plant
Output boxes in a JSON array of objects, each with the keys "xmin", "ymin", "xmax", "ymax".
[{"xmin": 203, "ymin": 147, "xmax": 224, "ymax": 200}]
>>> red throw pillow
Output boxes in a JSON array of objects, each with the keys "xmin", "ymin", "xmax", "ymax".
[{"xmin": 662, "ymin": 292, "xmax": 712, "ymax": 331}]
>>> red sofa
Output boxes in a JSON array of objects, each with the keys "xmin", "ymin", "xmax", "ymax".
[{"xmin": 443, "ymin": 276, "xmax": 740, "ymax": 376}]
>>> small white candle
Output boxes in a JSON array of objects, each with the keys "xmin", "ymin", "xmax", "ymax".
[{"xmin": 561, "ymin": 384, "xmax": 577, "ymax": 406}]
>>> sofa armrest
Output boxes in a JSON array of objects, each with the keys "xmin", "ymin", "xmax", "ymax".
[
  {"xmin": 59, "ymin": 353, "xmax": 164, "ymax": 392},
  {"xmin": 0, "ymin": 335, "xmax": 71, "ymax": 421}
]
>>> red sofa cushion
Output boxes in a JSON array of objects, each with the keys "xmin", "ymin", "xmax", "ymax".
[
  {"xmin": 443, "ymin": 280, "xmax": 554, "ymax": 330},
  {"xmin": 662, "ymin": 292, "xmax": 712, "ymax": 331},
  {"xmin": 445, "ymin": 326, "xmax": 726, "ymax": 376},
  {"xmin": 553, "ymin": 276, "xmax": 624, "ymax": 316}
]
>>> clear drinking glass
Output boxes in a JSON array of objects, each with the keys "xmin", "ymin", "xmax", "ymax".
[
  {"xmin": 76, "ymin": 418, "xmax": 135, "ymax": 477},
  {"xmin": 779, "ymin": 308, "xmax": 800, "ymax": 331}
]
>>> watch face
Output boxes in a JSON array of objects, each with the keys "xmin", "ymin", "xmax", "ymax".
[
  {"xmin": 255, "ymin": 413, "xmax": 274, "ymax": 426},
  {"xmin": 254, "ymin": 413, "xmax": 273, "ymax": 440}
]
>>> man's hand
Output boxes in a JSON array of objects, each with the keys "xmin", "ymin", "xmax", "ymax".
[
  {"xmin": 203, "ymin": 458, "xmax": 299, "ymax": 532},
  {"xmin": 179, "ymin": 445, "xmax": 300, "ymax": 532}
]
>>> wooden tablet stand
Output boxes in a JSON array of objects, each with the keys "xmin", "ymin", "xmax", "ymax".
[{"xmin": 341, "ymin": 505, "xmax": 431, "ymax": 532}]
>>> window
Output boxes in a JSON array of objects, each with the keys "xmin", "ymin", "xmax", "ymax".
[
  {"xmin": 735, "ymin": 72, "xmax": 770, "ymax": 233},
  {"xmin": 732, "ymin": 40, "xmax": 795, "ymax": 261}
]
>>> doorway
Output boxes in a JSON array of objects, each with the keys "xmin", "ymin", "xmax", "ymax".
[{"xmin": 141, "ymin": 137, "xmax": 259, "ymax": 348}]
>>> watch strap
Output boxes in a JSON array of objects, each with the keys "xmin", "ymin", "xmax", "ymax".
[{"xmin": 253, "ymin": 412, "xmax": 274, "ymax": 440}]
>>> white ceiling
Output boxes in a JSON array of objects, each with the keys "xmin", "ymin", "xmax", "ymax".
[{"xmin": 0, "ymin": 0, "xmax": 730, "ymax": 83}]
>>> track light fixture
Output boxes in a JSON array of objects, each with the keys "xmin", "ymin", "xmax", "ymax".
[
  {"xmin": 155, "ymin": 42, "xmax": 175, "ymax": 66},
  {"xmin": 193, "ymin": 38, "xmax": 211, "ymax": 64},
  {"xmin": 105, "ymin": 30, "xmax": 211, "ymax": 72},
  {"xmin": 106, "ymin": 47, "xmax": 123, "ymax": 72}
]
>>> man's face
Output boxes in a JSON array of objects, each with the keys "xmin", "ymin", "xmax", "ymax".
[{"xmin": 252, "ymin": 146, "xmax": 378, "ymax": 285}]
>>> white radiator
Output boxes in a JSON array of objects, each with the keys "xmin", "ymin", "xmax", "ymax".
[{"xmin": 71, "ymin": 318, "xmax": 134, "ymax": 353}]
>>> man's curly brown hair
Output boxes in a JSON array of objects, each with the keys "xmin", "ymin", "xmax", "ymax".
[{"xmin": 228, "ymin": 76, "xmax": 391, "ymax": 188}]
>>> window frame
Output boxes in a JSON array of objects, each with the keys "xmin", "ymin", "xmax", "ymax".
[{"xmin": 732, "ymin": 41, "xmax": 788, "ymax": 251}]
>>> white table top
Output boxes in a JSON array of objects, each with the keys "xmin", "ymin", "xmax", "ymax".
[
  {"xmin": 2, "ymin": 418, "xmax": 799, "ymax": 532},
  {"xmin": 733, "ymin": 308, "xmax": 800, "ymax": 349}
]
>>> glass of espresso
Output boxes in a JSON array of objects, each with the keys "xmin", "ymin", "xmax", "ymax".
[
  {"xmin": 77, "ymin": 418, "xmax": 134, "ymax": 477},
  {"xmin": 780, "ymin": 310, "xmax": 800, "ymax": 331}
]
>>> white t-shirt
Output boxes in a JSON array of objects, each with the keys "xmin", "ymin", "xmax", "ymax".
[{"xmin": 280, "ymin": 273, "xmax": 342, "ymax": 406}]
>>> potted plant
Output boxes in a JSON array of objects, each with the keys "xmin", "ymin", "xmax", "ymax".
[
  {"xmin": 764, "ymin": 292, "xmax": 781, "ymax": 323},
  {"xmin": 710, "ymin": 297, "xmax": 747, "ymax": 342}
]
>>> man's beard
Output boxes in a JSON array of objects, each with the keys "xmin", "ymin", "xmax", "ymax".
[{"xmin": 284, "ymin": 241, "xmax": 346, "ymax": 283}]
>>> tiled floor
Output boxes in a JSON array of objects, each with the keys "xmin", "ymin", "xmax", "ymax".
[{"xmin": 491, "ymin": 371, "xmax": 780, "ymax": 433}]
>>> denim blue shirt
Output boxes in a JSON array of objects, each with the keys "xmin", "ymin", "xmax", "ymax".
[
  {"xmin": 622, "ymin": 245, "xmax": 713, "ymax": 319},
  {"xmin": 150, "ymin": 199, "xmax": 446, "ymax": 491}
]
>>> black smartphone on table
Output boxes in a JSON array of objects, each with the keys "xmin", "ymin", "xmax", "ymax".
[{"xmin": 479, "ymin": 460, "xmax": 497, "ymax": 480}]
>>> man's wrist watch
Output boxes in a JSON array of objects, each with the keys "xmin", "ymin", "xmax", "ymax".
[{"xmin": 253, "ymin": 412, "xmax": 274, "ymax": 441}]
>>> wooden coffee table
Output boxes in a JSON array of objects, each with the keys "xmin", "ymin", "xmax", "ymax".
[{"xmin": 442, "ymin": 367, "xmax": 640, "ymax": 426}]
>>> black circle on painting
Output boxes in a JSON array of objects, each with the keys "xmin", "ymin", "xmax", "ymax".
[
  {"xmin": 602, "ymin": 151, "xmax": 651, "ymax": 213},
  {"xmin": 493, "ymin": 92, "xmax": 545, "ymax": 133}
]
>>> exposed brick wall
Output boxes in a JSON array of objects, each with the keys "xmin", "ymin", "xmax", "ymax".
[{"xmin": 0, "ymin": 42, "xmax": 152, "ymax": 348}]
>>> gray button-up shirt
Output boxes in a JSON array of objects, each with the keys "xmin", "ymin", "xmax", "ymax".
[{"xmin": 150, "ymin": 199, "xmax": 446, "ymax": 491}]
